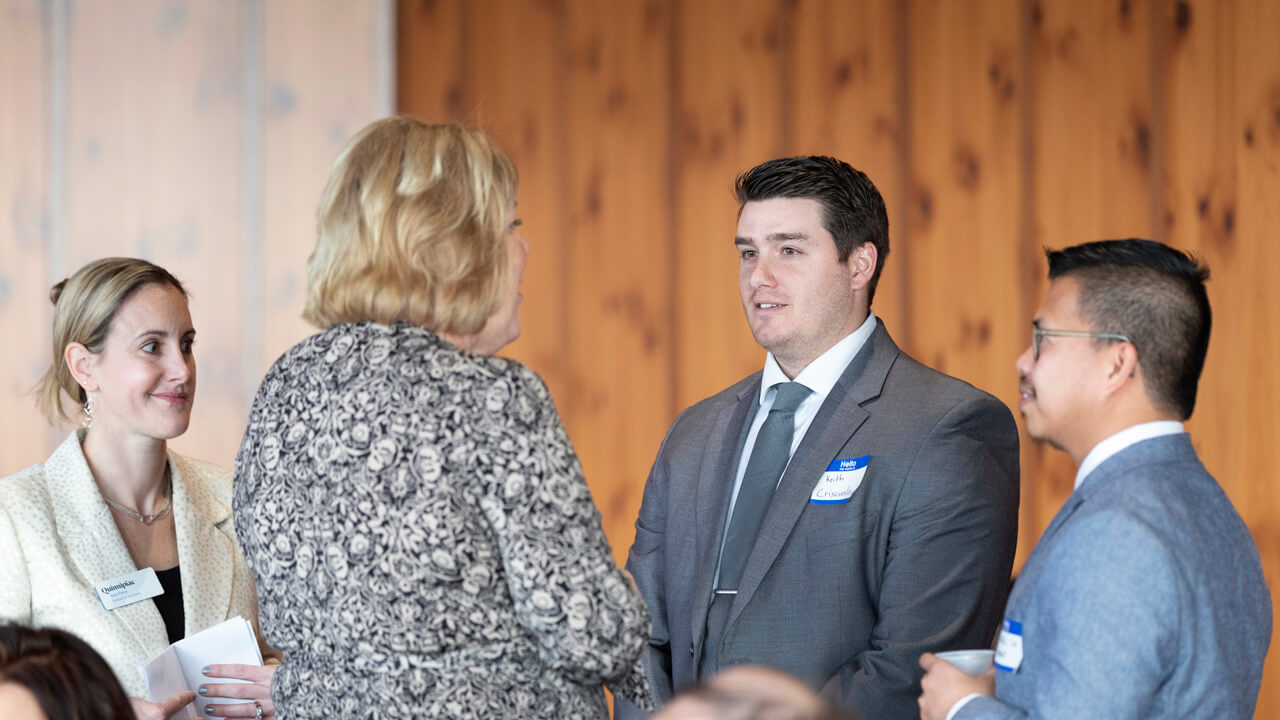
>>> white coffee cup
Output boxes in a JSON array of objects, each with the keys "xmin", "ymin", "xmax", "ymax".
[{"xmin": 935, "ymin": 649, "xmax": 995, "ymax": 675}]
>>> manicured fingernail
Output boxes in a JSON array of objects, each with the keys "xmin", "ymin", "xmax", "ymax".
[
  {"xmin": 198, "ymin": 686, "xmax": 208, "ymax": 695},
  {"xmin": 202, "ymin": 666, "xmax": 211, "ymax": 674},
  {"xmin": 204, "ymin": 707, "xmax": 215, "ymax": 715}
]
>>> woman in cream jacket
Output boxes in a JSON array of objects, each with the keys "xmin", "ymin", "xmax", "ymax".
[{"xmin": 0, "ymin": 258, "xmax": 280, "ymax": 719}]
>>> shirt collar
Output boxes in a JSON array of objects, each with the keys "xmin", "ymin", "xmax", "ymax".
[
  {"xmin": 1074, "ymin": 420, "xmax": 1186, "ymax": 489},
  {"xmin": 759, "ymin": 311, "xmax": 877, "ymax": 405}
]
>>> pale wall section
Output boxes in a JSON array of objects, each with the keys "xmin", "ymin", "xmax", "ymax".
[
  {"xmin": 0, "ymin": 0, "xmax": 394, "ymax": 469},
  {"xmin": 398, "ymin": 1, "xmax": 1280, "ymax": 715}
]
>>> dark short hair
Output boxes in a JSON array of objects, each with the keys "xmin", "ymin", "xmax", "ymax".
[
  {"xmin": 1046, "ymin": 238, "xmax": 1211, "ymax": 419},
  {"xmin": 0, "ymin": 624, "xmax": 135, "ymax": 719},
  {"xmin": 735, "ymin": 156, "xmax": 890, "ymax": 305}
]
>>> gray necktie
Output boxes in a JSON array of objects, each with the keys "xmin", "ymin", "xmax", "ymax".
[{"xmin": 701, "ymin": 381, "xmax": 811, "ymax": 676}]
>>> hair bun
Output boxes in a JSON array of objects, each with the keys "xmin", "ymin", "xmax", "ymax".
[{"xmin": 49, "ymin": 278, "xmax": 69, "ymax": 305}]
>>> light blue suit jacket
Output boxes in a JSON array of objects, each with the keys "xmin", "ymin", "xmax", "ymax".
[{"xmin": 958, "ymin": 433, "xmax": 1272, "ymax": 720}]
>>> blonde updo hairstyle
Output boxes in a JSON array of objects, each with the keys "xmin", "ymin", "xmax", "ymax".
[
  {"xmin": 303, "ymin": 117, "xmax": 518, "ymax": 335},
  {"xmin": 37, "ymin": 257, "xmax": 188, "ymax": 426}
]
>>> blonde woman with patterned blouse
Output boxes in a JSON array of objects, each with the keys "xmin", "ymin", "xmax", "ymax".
[
  {"xmin": 0, "ymin": 258, "xmax": 280, "ymax": 719},
  {"xmin": 233, "ymin": 117, "xmax": 652, "ymax": 719}
]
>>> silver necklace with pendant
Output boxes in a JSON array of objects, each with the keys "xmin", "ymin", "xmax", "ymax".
[{"xmin": 103, "ymin": 463, "xmax": 172, "ymax": 525}]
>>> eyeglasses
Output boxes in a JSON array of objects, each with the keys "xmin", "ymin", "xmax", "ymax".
[{"xmin": 1032, "ymin": 328, "xmax": 1131, "ymax": 361}]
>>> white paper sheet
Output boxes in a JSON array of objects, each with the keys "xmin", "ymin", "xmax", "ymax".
[{"xmin": 138, "ymin": 616, "xmax": 264, "ymax": 718}]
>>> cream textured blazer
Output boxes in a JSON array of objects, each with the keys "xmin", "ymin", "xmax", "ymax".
[{"xmin": 0, "ymin": 431, "xmax": 277, "ymax": 697}]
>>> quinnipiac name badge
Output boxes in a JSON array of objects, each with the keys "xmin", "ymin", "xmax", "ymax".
[
  {"xmin": 94, "ymin": 567, "xmax": 164, "ymax": 611},
  {"xmin": 809, "ymin": 455, "xmax": 869, "ymax": 505}
]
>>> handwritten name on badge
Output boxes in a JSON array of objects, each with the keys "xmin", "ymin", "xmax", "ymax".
[
  {"xmin": 94, "ymin": 567, "xmax": 164, "ymax": 611},
  {"xmin": 810, "ymin": 455, "xmax": 870, "ymax": 505}
]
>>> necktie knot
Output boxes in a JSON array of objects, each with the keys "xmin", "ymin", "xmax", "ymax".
[{"xmin": 769, "ymin": 382, "xmax": 810, "ymax": 414}]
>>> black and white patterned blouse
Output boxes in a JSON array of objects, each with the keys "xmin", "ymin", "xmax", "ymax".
[{"xmin": 233, "ymin": 322, "xmax": 651, "ymax": 719}]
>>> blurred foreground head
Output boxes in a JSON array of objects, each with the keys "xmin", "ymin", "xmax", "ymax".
[
  {"xmin": 655, "ymin": 666, "xmax": 861, "ymax": 720},
  {"xmin": 0, "ymin": 624, "xmax": 134, "ymax": 720}
]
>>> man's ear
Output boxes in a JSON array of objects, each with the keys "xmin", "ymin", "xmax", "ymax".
[
  {"xmin": 1103, "ymin": 341, "xmax": 1140, "ymax": 393},
  {"xmin": 847, "ymin": 242, "xmax": 878, "ymax": 291},
  {"xmin": 64, "ymin": 342, "xmax": 99, "ymax": 395}
]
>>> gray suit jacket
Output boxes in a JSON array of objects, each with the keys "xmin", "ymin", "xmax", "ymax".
[
  {"xmin": 957, "ymin": 433, "xmax": 1272, "ymax": 720},
  {"xmin": 620, "ymin": 321, "xmax": 1020, "ymax": 719}
]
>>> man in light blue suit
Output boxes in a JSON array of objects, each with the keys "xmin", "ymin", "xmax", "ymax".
[{"xmin": 918, "ymin": 238, "xmax": 1272, "ymax": 719}]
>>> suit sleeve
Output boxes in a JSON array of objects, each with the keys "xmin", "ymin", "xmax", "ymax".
[
  {"xmin": 0, "ymin": 501, "xmax": 33, "ymax": 623},
  {"xmin": 953, "ymin": 510, "xmax": 1178, "ymax": 720},
  {"xmin": 615, "ymin": 421, "xmax": 680, "ymax": 720},
  {"xmin": 822, "ymin": 394, "xmax": 1021, "ymax": 718},
  {"xmin": 472, "ymin": 367, "xmax": 652, "ymax": 706}
]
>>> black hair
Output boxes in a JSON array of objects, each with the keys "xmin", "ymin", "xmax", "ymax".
[
  {"xmin": 1046, "ymin": 238, "xmax": 1211, "ymax": 419},
  {"xmin": 735, "ymin": 156, "xmax": 890, "ymax": 305}
]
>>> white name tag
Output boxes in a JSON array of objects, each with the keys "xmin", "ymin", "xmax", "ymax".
[
  {"xmin": 94, "ymin": 568, "xmax": 164, "ymax": 611},
  {"xmin": 994, "ymin": 618, "xmax": 1024, "ymax": 672},
  {"xmin": 810, "ymin": 455, "xmax": 869, "ymax": 505}
]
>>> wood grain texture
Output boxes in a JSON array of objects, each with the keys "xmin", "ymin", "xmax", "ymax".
[
  {"xmin": 789, "ymin": 0, "xmax": 907, "ymax": 339},
  {"xmin": 0, "ymin": 0, "xmax": 52, "ymax": 472},
  {"xmin": 1025, "ymin": 0, "xmax": 1158, "ymax": 555},
  {"xmin": 906, "ymin": 0, "xmax": 1031, "ymax": 559},
  {"xmin": 674, "ymin": 0, "xmax": 786, "ymax": 409},
  {"xmin": 564, "ymin": 0, "xmax": 675, "ymax": 563},
  {"xmin": 395, "ymin": 0, "xmax": 467, "ymax": 121},
  {"xmin": 468, "ymin": 0, "xmax": 569, "ymax": 404},
  {"xmin": 1163, "ymin": 0, "xmax": 1280, "ymax": 708}
]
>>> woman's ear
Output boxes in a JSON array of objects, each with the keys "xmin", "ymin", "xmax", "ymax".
[{"xmin": 64, "ymin": 342, "xmax": 99, "ymax": 395}]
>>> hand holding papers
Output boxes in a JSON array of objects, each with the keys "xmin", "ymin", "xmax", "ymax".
[{"xmin": 138, "ymin": 616, "xmax": 265, "ymax": 719}]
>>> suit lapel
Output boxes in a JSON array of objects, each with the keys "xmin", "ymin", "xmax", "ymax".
[
  {"xmin": 1014, "ymin": 434, "xmax": 1198, "ymax": 603},
  {"xmin": 690, "ymin": 380, "xmax": 760, "ymax": 661},
  {"xmin": 729, "ymin": 322, "xmax": 897, "ymax": 627},
  {"xmin": 46, "ymin": 432, "xmax": 170, "ymax": 655},
  {"xmin": 170, "ymin": 453, "xmax": 235, "ymax": 638}
]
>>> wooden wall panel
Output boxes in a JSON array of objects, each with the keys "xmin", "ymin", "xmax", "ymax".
[
  {"xmin": 789, "ymin": 0, "xmax": 907, "ymax": 340},
  {"xmin": 564, "ymin": 0, "xmax": 675, "ymax": 562},
  {"xmin": 1026, "ymin": 1, "xmax": 1158, "ymax": 552},
  {"xmin": 906, "ymin": 0, "xmax": 1028, "ymax": 559},
  {"xmin": 63, "ymin": 1, "xmax": 247, "ymax": 465},
  {"xmin": 906, "ymin": 0, "xmax": 1025, "ymax": 396},
  {"xmin": 673, "ymin": 0, "xmax": 787, "ymax": 409},
  {"xmin": 468, "ymin": 0, "xmax": 569, "ymax": 403},
  {"xmin": 1164, "ymin": 0, "xmax": 1280, "ymax": 708},
  {"xmin": 260, "ymin": 0, "xmax": 389, "ymax": 410},
  {"xmin": 0, "ymin": 0, "xmax": 51, "ymax": 470},
  {"xmin": 1230, "ymin": 2, "xmax": 1280, "ymax": 707},
  {"xmin": 395, "ymin": 0, "xmax": 467, "ymax": 121}
]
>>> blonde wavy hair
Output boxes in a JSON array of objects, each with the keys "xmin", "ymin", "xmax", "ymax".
[
  {"xmin": 36, "ymin": 257, "xmax": 188, "ymax": 426},
  {"xmin": 303, "ymin": 117, "xmax": 518, "ymax": 334}
]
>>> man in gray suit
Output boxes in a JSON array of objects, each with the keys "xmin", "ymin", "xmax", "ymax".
[
  {"xmin": 618, "ymin": 156, "xmax": 1021, "ymax": 719},
  {"xmin": 918, "ymin": 239, "xmax": 1272, "ymax": 719}
]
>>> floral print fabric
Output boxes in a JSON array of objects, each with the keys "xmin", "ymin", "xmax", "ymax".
[{"xmin": 234, "ymin": 322, "xmax": 651, "ymax": 719}]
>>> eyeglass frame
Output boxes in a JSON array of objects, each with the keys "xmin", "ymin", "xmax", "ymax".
[{"xmin": 1032, "ymin": 327, "xmax": 1132, "ymax": 361}]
